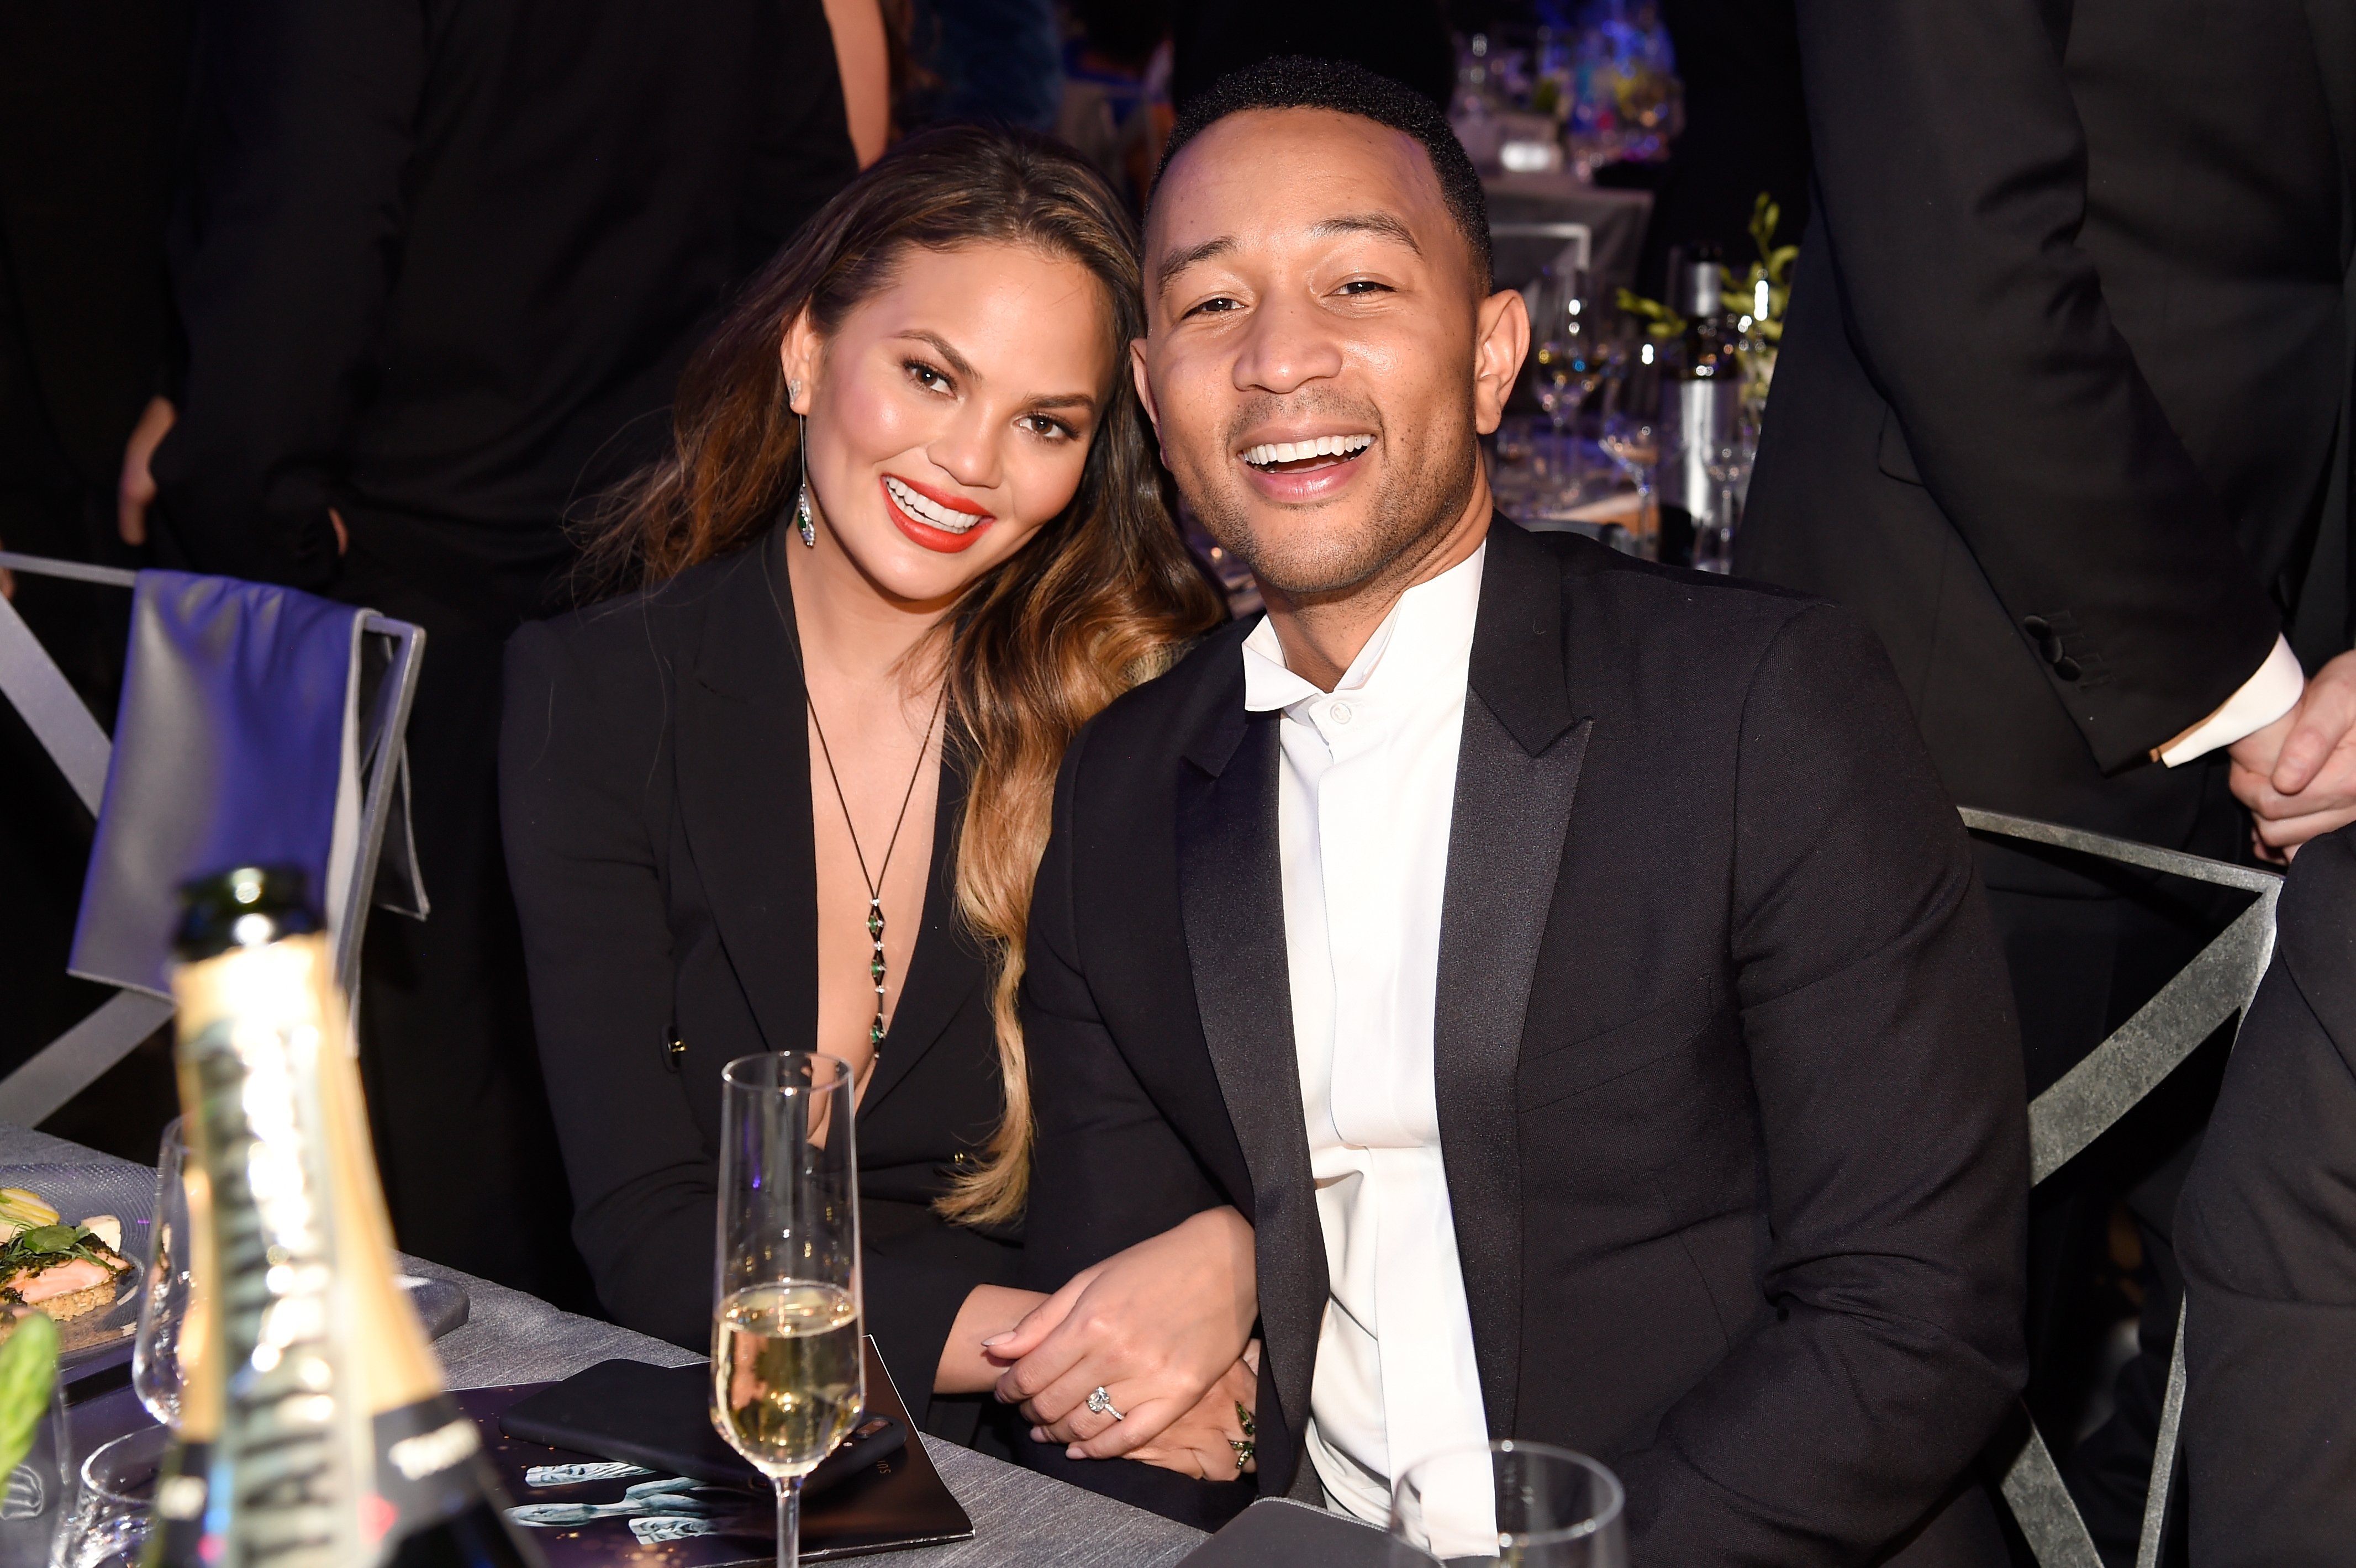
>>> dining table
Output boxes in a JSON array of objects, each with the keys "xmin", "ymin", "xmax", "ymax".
[{"xmin": 4, "ymin": 1123, "xmax": 1210, "ymax": 1568}]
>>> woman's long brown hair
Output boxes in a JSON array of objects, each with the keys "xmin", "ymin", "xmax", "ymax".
[{"xmin": 581, "ymin": 126, "xmax": 1223, "ymax": 1225}]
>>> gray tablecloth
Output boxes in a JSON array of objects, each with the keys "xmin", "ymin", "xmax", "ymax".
[{"xmin": 0, "ymin": 1124, "xmax": 1206, "ymax": 1568}]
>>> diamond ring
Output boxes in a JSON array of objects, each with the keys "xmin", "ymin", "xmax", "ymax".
[{"xmin": 1085, "ymin": 1386, "xmax": 1126, "ymax": 1422}]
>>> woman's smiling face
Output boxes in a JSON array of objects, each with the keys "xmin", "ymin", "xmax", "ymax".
[{"xmin": 784, "ymin": 241, "xmax": 1116, "ymax": 606}]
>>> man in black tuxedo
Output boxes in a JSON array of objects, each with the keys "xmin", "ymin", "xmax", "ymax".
[
  {"xmin": 1736, "ymin": 0, "xmax": 2352, "ymax": 1545},
  {"xmin": 1008, "ymin": 58, "xmax": 2029, "ymax": 1564}
]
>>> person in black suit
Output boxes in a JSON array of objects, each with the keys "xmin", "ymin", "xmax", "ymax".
[
  {"xmin": 127, "ymin": 0, "xmax": 868, "ymax": 1306},
  {"xmin": 501, "ymin": 131, "xmax": 1268, "ymax": 1493},
  {"xmin": 2173, "ymin": 822, "xmax": 2356, "ymax": 1567},
  {"xmin": 997, "ymin": 60, "xmax": 2029, "ymax": 1562},
  {"xmin": 1735, "ymin": 0, "xmax": 2353, "ymax": 1546}
]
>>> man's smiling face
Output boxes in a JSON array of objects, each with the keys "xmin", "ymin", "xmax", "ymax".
[{"xmin": 1133, "ymin": 107, "xmax": 1522, "ymax": 600}]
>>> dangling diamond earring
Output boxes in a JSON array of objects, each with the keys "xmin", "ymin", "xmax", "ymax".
[{"xmin": 790, "ymin": 384, "xmax": 816, "ymax": 548}]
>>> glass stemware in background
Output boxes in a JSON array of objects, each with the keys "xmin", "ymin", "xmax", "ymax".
[
  {"xmin": 1528, "ymin": 266, "xmax": 1607, "ymax": 439},
  {"xmin": 711, "ymin": 1054, "xmax": 862, "ymax": 1568},
  {"xmin": 48, "ymin": 1427, "xmax": 166, "ymax": 1568},
  {"xmin": 1696, "ymin": 418, "xmax": 1758, "ymax": 576},
  {"xmin": 1597, "ymin": 412, "xmax": 1660, "ymax": 562},
  {"xmin": 1389, "ymin": 1441, "xmax": 1627, "ymax": 1567},
  {"xmin": 131, "ymin": 1121, "xmax": 189, "ymax": 1429}
]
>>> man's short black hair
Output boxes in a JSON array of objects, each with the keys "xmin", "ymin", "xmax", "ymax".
[{"xmin": 1155, "ymin": 56, "xmax": 1493, "ymax": 292}]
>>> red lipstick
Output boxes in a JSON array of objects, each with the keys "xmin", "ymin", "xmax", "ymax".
[{"xmin": 881, "ymin": 474, "xmax": 995, "ymax": 554}]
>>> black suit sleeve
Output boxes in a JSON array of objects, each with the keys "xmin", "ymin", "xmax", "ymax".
[
  {"xmin": 500, "ymin": 619, "xmax": 714, "ymax": 1349},
  {"xmin": 1790, "ymin": 0, "xmax": 2281, "ymax": 768},
  {"xmin": 1617, "ymin": 604, "xmax": 2030, "ymax": 1564},
  {"xmin": 149, "ymin": 0, "xmax": 421, "ymax": 587},
  {"xmin": 1021, "ymin": 725, "xmax": 1230, "ymax": 1292},
  {"xmin": 2175, "ymin": 827, "xmax": 2356, "ymax": 1568}
]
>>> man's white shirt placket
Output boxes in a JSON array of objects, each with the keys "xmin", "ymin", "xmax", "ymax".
[{"xmin": 1240, "ymin": 544, "xmax": 1496, "ymax": 1556}]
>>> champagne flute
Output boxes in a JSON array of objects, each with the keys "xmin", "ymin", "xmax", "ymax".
[
  {"xmin": 1389, "ymin": 1440, "xmax": 1627, "ymax": 1566},
  {"xmin": 131, "ymin": 1120, "xmax": 192, "ymax": 1428},
  {"xmin": 711, "ymin": 1053, "xmax": 863, "ymax": 1568}
]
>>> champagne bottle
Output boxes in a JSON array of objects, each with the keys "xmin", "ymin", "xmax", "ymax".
[
  {"xmin": 1656, "ymin": 245, "xmax": 1741, "ymax": 568},
  {"xmin": 146, "ymin": 867, "xmax": 541, "ymax": 1568}
]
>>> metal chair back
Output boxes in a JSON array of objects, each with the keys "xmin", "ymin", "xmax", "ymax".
[
  {"xmin": 0, "ymin": 551, "xmax": 425, "ymax": 1123},
  {"xmin": 1965, "ymin": 807, "xmax": 2283, "ymax": 1568}
]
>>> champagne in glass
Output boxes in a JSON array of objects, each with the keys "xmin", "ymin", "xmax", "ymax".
[{"xmin": 713, "ymin": 1053, "xmax": 862, "ymax": 1568}]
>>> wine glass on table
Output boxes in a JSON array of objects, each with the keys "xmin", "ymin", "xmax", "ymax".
[
  {"xmin": 1597, "ymin": 409, "xmax": 1660, "ymax": 562},
  {"xmin": 712, "ymin": 1053, "xmax": 863, "ymax": 1568},
  {"xmin": 1528, "ymin": 266, "xmax": 1607, "ymax": 439},
  {"xmin": 1696, "ymin": 421, "xmax": 1757, "ymax": 574},
  {"xmin": 1389, "ymin": 1440, "xmax": 1627, "ymax": 1566},
  {"xmin": 132, "ymin": 1118, "xmax": 191, "ymax": 1428}
]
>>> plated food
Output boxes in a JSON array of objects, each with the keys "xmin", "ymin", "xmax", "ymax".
[{"xmin": 0, "ymin": 1185, "xmax": 134, "ymax": 1340}]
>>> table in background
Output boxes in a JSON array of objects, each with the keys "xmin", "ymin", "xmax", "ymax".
[
  {"xmin": 0, "ymin": 1124, "xmax": 1207, "ymax": 1568},
  {"xmin": 1484, "ymin": 174, "xmax": 1653, "ymax": 293}
]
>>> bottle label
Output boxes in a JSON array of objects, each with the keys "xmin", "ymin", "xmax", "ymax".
[{"xmin": 146, "ymin": 1400, "xmax": 498, "ymax": 1567}]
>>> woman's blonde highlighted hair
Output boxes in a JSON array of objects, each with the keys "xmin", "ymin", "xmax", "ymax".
[{"xmin": 581, "ymin": 125, "xmax": 1222, "ymax": 1225}]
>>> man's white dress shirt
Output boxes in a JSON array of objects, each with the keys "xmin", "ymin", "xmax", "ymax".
[{"xmin": 1240, "ymin": 543, "xmax": 1495, "ymax": 1555}]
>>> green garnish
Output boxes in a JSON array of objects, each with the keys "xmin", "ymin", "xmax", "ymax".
[{"xmin": 0, "ymin": 1313, "xmax": 58, "ymax": 1477}]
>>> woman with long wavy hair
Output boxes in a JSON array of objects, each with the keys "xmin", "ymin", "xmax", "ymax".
[{"xmin": 501, "ymin": 127, "xmax": 1257, "ymax": 1509}]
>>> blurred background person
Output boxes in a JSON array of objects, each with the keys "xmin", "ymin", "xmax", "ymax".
[
  {"xmin": 125, "ymin": 0, "xmax": 876, "ymax": 1306},
  {"xmin": 2175, "ymin": 821, "xmax": 2356, "ymax": 1567},
  {"xmin": 0, "ymin": 0, "xmax": 191, "ymax": 1141},
  {"xmin": 1737, "ymin": 0, "xmax": 2352, "ymax": 1554},
  {"xmin": 1054, "ymin": 0, "xmax": 1174, "ymax": 214}
]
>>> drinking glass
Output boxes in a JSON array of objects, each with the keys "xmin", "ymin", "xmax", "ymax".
[
  {"xmin": 1597, "ymin": 413, "xmax": 1660, "ymax": 561},
  {"xmin": 711, "ymin": 1054, "xmax": 862, "ymax": 1568},
  {"xmin": 131, "ymin": 1121, "xmax": 191, "ymax": 1428},
  {"xmin": 1528, "ymin": 267, "xmax": 1607, "ymax": 437},
  {"xmin": 1696, "ymin": 429, "xmax": 1757, "ymax": 574},
  {"xmin": 1390, "ymin": 1441, "xmax": 1627, "ymax": 1567},
  {"xmin": 47, "ymin": 1427, "xmax": 165, "ymax": 1568}
]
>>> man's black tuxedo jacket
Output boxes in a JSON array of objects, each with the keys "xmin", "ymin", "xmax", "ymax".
[
  {"xmin": 1738, "ymin": 0, "xmax": 2354, "ymax": 848},
  {"xmin": 1020, "ymin": 521, "xmax": 2031, "ymax": 1564}
]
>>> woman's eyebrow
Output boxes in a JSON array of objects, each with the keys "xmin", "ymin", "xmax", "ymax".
[{"xmin": 893, "ymin": 330, "xmax": 979, "ymax": 380}]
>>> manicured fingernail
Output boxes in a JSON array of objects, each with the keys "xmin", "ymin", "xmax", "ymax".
[
  {"xmin": 981, "ymin": 1333, "xmax": 1011, "ymax": 1348},
  {"xmin": 1030, "ymin": 1428, "xmax": 1045, "ymax": 1442},
  {"xmin": 1066, "ymin": 1445, "xmax": 1084, "ymax": 1459}
]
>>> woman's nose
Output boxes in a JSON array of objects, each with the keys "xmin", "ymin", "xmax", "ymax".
[{"xmin": 926, "ymin": 407, "xmax": 1002, "ymax": 493}]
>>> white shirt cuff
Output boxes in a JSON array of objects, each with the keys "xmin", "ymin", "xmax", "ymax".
[{"xmin": 2159, "ymin": 635, "xmax": 2304, "ymax": 767}]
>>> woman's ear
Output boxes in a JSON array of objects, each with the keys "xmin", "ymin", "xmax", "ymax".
[{"xmin": 781, "ymin": 309, "xmax": 821, "ymax": 414}]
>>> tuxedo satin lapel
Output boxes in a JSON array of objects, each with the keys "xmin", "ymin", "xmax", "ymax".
[
  {"xmin": 858, "ymin": 758, "xmax": 983, "ymax": 1116},
  {"xmin": 1176, "ymin": 707, "xmax": 1327, "ymax": 1493},
  {"xmin": 674, "ymin": 535, "xmax": 820, "ymax": 1056},
  {"xmin": 1436, "ymin": 518, "xmax": 1588, "ymax": 1439}
]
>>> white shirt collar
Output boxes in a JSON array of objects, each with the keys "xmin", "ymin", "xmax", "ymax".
[{"xmin": 1240, "ymin": 541, "xmax": 1488, "ymax": 714}]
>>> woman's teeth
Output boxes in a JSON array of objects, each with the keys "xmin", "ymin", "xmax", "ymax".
[
  {"xmin": 884, "ymin": 476, "xmax": 984, "ymax": 533},
  {"xmin": 1243, "ymin": 434, "xmax": 1374, "ymax": 469}
]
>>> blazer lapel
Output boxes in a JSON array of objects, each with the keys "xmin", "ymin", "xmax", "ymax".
[
  {"xmin": 1174, "ymin": 688, "xmax": 1329, "ymax": 1501},
  {"xmin": 674, "ymin": 534, "xmax": 821, "ymax": 1056},
  {"xmin": 1436, "ymin": 519, "xmax": 1590, "ymax": 1440}
]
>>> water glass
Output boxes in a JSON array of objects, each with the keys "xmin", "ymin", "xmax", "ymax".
[
  {"xmin": 1390, "ymin": 1442, "xmax": 1626, "ymax": 1567},
  {"xmin": 47, "ymin": 1427, "xmax": 164, "ymax": 1568},
  {"xmin": 711, "ymin": 1053, "xmax": 862, "ymax": 1568},
  {"xmin": 131, "ymin": 1122, "xmax": 190, "ymax": 1429},
  {"xmin": 1527, "ymin": 267, "xmax": 1607, "ymax": 436}
]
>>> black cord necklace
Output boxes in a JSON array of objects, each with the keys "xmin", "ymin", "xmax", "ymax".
[{"xmin": 804, "ymin": 671, "xmax": 947, "ymax": 1063}]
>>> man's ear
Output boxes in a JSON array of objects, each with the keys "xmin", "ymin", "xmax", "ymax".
[
  {"xmin": 1470, "ymin": 287, "xmax": 1531, "ymax": 436},
  {"xmin": 1129, "ymin": 337, "xmax": 1164, "ymax": 450},
  {"xmin": 781, "ymin": 309, "xmax": 821, "ymax": 413}
]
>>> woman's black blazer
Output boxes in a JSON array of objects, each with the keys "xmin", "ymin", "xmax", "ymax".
[{"xmin": 499, "ymin": 529, "xmax": 1019, "ymax": 1440}]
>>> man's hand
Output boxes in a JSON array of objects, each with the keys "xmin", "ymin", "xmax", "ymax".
[
  {"xmin": 2231, "ymin": 650, "xmax": 2356, "ymax": 859},
  {"xmin": 117, "ymin": 396, "xmax": 176, "ymax": 546},
  {"xmin": 1127, "ymin": 1347, "xmax": 1259, "ymax": 1480},
  {"xmin": 987, "ymin": 1205, "xmax": 1256, "ymax": 1460}
]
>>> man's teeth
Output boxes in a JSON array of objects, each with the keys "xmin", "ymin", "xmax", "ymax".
[
  {"xmin": 1242, "ymin": 434, "xmax": 1374, "ymax": 468},
  {"xmin": 884, "ymin": 476, "xmax": 983, "ymax": 533}
]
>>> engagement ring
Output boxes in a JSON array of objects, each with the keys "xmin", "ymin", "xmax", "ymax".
[{"xmin": 1085, "ymin": 1386, "xmax": 1125, "ymax": 1422}]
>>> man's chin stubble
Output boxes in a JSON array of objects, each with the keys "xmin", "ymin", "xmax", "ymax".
[{"xmin": 1182, "ymin": 441, "xmax": 1479, "ymax": 605}]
